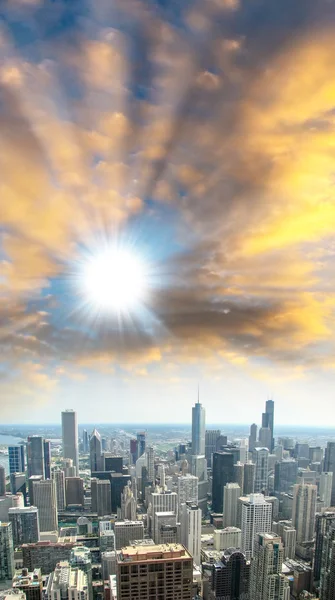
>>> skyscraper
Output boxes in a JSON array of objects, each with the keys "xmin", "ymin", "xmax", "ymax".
[
  {"xmin": 292, "ymin": 483, "xmax": 317, "ymax": 543},
  {"xmin": 8, "ymin": 506, "xmax": 40, "ymax": 546},
  {"xmin": 250, "ymin": 533, "xmax": 290, "ymax": 600},
  {"xmin": 27, "ymin": 437, "xmax": 45, "ymax": 478},
  {"xmin": 240, "ymin": 494, "xmax": 272, "ymax": 559},
  {"xmin": 205, "ymin": 430, "xmax": 221, "ymax": 467},
  {"xmin": 82, "ymin": 430, "xmax": 89, "ymax": 454},
  {"xmin": 324, "ymin": 442, "xmax": 335, "ymax": 505},
  {"xmin": 320, "ymin": 472, "xmax": 333, "ymax": 509},
  {"xmin": 243, "ymin": 462, "xmax": 255, "ymax": 495},
  {"xmin": 0, "ymin": 466, "xmax": 6, "ymax": 496},
  {"xmin": 249, "ymin": 423, "xmax": 258, "ymax": 453},
  {"xmin": 212, "ymin": 451, "xmax": 236, "ymax": 513},
  {"xmin": 146, "ymin": 446, "xmax": 154, "ymax": 482},
  {"xmin": 62, "ymin": 410, "xmax": 79, "ymax": 476},
  {"xmin": 43, "ymin": 440, "xmax": 51, "ymax": 479},
  {"xmin": 223, "ymin": 483, "xmax": 241, "ymax": 528},
  {"xmin": 209, "ymin": 548, "xmax": 250, "ymax": 600},
  {"xmin": 274, "ymin": 460, "xmax": 298, "ymax": 494},
  {"xmin": 114, "ymin": 521, "xmax": 144, "ymax": 550},
  {"xmin": 33, "ymin": 479, "xmax": 58, "ymax": 532},
  {"xmin": 317, "ymin": 513, "xmax": 335, "ymax": 598},
  {"xmin": 90, "ymin": 429, "xmax": 102, "ymax": 473},
  {"xmin": 91, "ymin": 479, "xmax": 111, "ymax": 516},
  {"xmin": 314, "ymin": 510, "xmax": 335, "ymax": 583},
  {"xmin": 180, "ymin": 502, "xmax": 202, "ymax": 566},
  {"xmin": 192, "ymin": 397, "xmax": 205, "ymax": 456},
  {"xmin": 137, "ymin": 432, "xmax": 146, "ymax": 459},
  {"xmin": 177, "ymin": 475, "xmax": 198, "ymax": 518},
  {"xmin": 0, "ymin": 521, "xmax": 14, "ymax": 581},
  {"xmin": 265, "ymin": 399, "xmax": 275, "ymax": 452},
  {"xmin": 65, "ymin": 477, "xmax": 84, "ymax": 508},
  {"xmin": 52, "ymin": 469, "xmax": 66, "ymax": 511},
  {"xmin": 8, "ymin": 445, "xmax": 25, "ymax": 474},
  {"xmin": 253, "ymin": 447, "xmax": 269, "ymax": 493}
]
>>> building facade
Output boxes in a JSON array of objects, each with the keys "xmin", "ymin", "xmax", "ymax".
[
  {"xmin": 292, "ymin": 484, "xmax": 317, "ymax": 543},
  {"xmin": 33, "ymin": 480, "xmax": 58, "ymax": 532},
  {"xmin": 8, "ymin": 507, "xmax": 40, "ymax": 546},
  {"xmin": 240, "ymin": 494, "xmax": 272, "ymax": 559},
  {"xmin": 61, "ymin": 410, "xmax": 79, "ymax": 476}
]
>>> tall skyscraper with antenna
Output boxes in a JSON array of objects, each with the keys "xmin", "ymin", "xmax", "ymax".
[{"xmin": 192, "ymin": 389, "xmax": 205, "ymax": 456}]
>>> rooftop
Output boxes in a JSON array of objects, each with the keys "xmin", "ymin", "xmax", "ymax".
[{"xmin": 118, "ymin": 544, "xmax": 192, "ymax": 563}]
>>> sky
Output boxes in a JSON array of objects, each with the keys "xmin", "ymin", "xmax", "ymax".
[{"xmin": 2, "ymin": 0, "xmax": 335, "ymax": 426}]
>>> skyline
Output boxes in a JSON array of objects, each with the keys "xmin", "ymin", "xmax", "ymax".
[{"xmin": 3, "ymin": 0, "xmax": 335, "ymax": 424}]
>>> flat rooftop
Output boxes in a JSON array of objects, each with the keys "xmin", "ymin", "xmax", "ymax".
[{"xmin": 118, "ymin": 544, "xmax": 192, "ymax": 563}]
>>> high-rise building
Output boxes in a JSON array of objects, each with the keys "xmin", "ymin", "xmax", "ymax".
[
  {"xmin": 0, "ymin": 466, "xmax": 6, "ymax": 497},
  {"xmin": 116, "ymin": 543, "xmax": 193, "ymax": 600},
  {"xmin": 292, "ymin": 484, "xmax": 317, "ymax": 543},
  {"xmin": 89, "ymin": 430, "xmax": 102, "ymax": 473},
  {"xmin": 320, "ymin": 472, "xmax": 334, "ymax": 510},
  {"xmin": 258, "ymin": 427, "xmax": 272, "ymax": 452},
  {"xmin": 273, "ymin": 521, "xmax": 296, "ymax": 559},
  {"xmin": 146, "ymin": 446, "xmax": 155, "ymax": 482},
  {"xmin": 27, "ymin": 437, "xmax": 45, "ymax": 479},
  {"xmin": 70, "ymin": 547, "xmax": 92, "ymax": 600},
  {"xmin": 318, "ymin": 514, "xmax": 335, "ymax": 599},
  {"xmin": 33, "ymin": 480, "xmax": 58, "ymax": 532},
  {"xmin": 324, "ymin": 442, "xmax": 335, "ymax": 506},
  {"xmin": 121, "ymin": 485, "xmax": 137, "ymax": 521},
  {"xmin": 265, "ymin": 399, "xmax": 275, "ymax": 452},
  {"xmin": 240, "ymin": 494, "xmax": 272, "ymax": 559},
  {"xmin": 213, "ymin": 527, "xmax": 242, "ymax": 551},
  {"xmin": 8, "ymin": 446, "xmax": 25, "ymax": 475},
  {"xmin": 180, "ymin": 502, "xmax": 201, "ymax": 566},
  {"xmin": 91, "ymin": 479, "xmax": 111, "ymax": 516},
  {"xmin": 177, "ymin": 475, "xmax": 198, "ymax": 518},
  {"xmin": 250, "ymin": 533, "xmax": 290, "ymax": 600},
  {"xmin": 130, "ymin": 439, "xmax": 138, "ymax": 465},
  {"xmin": 249, "ymin": 424, "xmax": 258, "ymax": 453},
  {"xmin": 192, "ymin": 398, "xmax": 205, "ymax": 456},
  {"xmin": 28, "ymin": 476, "xmax": 43, "ymax": 505},
  {"xmin": 243, "ymin": 462, "xmax": 255, "ymax": 495},
  {"xmin": 62, "ymin": 410, "xmax": 79, "ymax": 476},
  {"xmin": 103, "ymin": 455, "xmax": 123, "ymax": 473},
  {"xmin": 253, "ymin": 447, "xmax": 269, "ymax": 493},
  {"xmin": 82, "ymin": 430, "xmax": 89, "ymax": 454},
  {"xmin": 154, "ymin": 512, "xmax": 179, "ymax": 545},
  {"xmin": 21, "ymin": 541, "xmax": 76, "ymax": 574},
  {"xmin": 0, "ymin": 521, "xmax": 14, "ymax": 581},
  {"xmin": 223, "ymin": 483, "xmax": 241, "ymax": 528},
  {"xmin": 114, "ymin": 520, "xmax": 144, "ymax": 550},
  {"xmin": 8, "ymin": 506, "xmax": 39, "ymax": 546},
  {"xmin": 43, "ymin": 441, "xmax": 51, "ymax": 480},
  {"xmin": 46, "ymin": 561, "xmax": 88, "ymax": 600},
  {"xmin": 65, "ymin": 477, "xmax": 84, "ymax": 508},
  {"xmin": 234, "ymin": 462, "xmax": 244, "ymax": 492},
  {"xmin": 150, "ymin": 492, "xmax": 178, "ymax": 539},
  {"xmin": 274, "ymin": 460, "xmax": 298, "ymax": 494},
  {"xmin": 212, "ymin": 452, "xmax": 235, "ymax": 513},
  {"xmin": 12, "ymin": 568, "xmax": 43, "ymax": 600},
  {"xmin": 137, "ymin": 433, "xmax": 146, "ymax": 460},
  {"xmin": 52, "ymin": 469, "xmax": 66, "ymax": 511},
  {"xmin": 209, "ymin": 548, "xmax": 250, "ymax": 600},
  {"xmin": 205, "ymin": 430, "xmax": 221, "ymax": 467},
  {"xmin": 10, "ymin": 473, "xmax": 27, "ymax": 503},
  {"xmin": 314, "ymin": 510, "xmax": 335, "ymax": 583}
]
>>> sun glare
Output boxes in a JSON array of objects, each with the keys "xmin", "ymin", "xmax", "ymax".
[{"xmin": 79, "ymin": 246, "xmax": 148, "ymax": 315}]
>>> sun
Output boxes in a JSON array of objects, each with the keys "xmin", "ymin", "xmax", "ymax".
[{"xmin": 79, "ymin": 246, "xmax": 148, "ymax": 315}]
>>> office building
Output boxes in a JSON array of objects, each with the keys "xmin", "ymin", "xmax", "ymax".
[
  {"xmin": 111, "ymin": 473, "xmax": 129, "ymax": 512},
  {"xmin": 121, "ymin": 485, "xmax": 136, "ymax": 521},
  {"xmin": 27, "ymin": 437, "xmax": 45, "ymax": 479},
  {"xmin": 89, "ymin": 430, "xmax": 102, "ymax": 473},
  {"xmin": 259, "ymin": 427, "xmax": 272, "ymax": 452},
  {"xmin": 240, "ymin": 494, "xmax": 272, "ymax": 559},
  {"xmin": 46, "ymin": 561, "xmax": 88, "ymax": 600},
  {"xmin": 116, "ymin": 543, "xmax": 193, "ymax": 600},
  {"xmin": 189, "ymin": 455, "xmax": 208, "ymax": 513},
  {"xmin": 0, "ymin": 591, "xmax": 25, "ymax": 600},
  {"xmin": 0, "ymin": 494, "xmax": 24, "ymax": 521},
  {"xmin": 209, "ymin": 548, "xmax": 250, "ymax": 600},
  {"xmin": 44, "ymin": 441, "xmax": 51, "ymax": 480},
  {"xmin": 320, "ymin": 472, "xmax": 333, "ymax": 509},
  {"xmin": 0, "ymin": 466, "xmax": 5, "ymax": 497},
  {"xmin": 12, "ymin": 568, "xmax": 43, "ymax": 600},
  {"xmin": 33, "ymin": 480, "xmax": 58, "ymax": 532},
  {"xmin": 249, "ymin": 423, "xmax": 257, "ymax": 453},
  {"xmin": 223, "ymin": 483, "xmax": 241, "ymax": 528},
  {"xmin": 10, "ymin": 473, "xmax": 27, "ymax": 503},
  {"xmin": 234, "ymin": 462, "xmax": 244, "ymax": 492},
  {"xmin": 250, "ymin": 533, "xmax": 289, "ymax": 600},
  {"xmin": 65, "ymin": 477, "xmax": 84, "ymax": 508},
  {"xmin": 319, "ymin": 519, "xmax": 335, "ymax": 600},
  {"xmin": 274, "ymin": 460, "xmax": 298, "ymax": 494},
  {"xmin": 62, "ymin": 410, "xmax": 79, "ymax": 476},
  {"xmin": 91, "ymin": 478, "xmax": 111, "ymax": 516},
  {"xmin": 114, "ymin": 520, "xmax": 144, "ymax": 550},
  {"xmin": 243, "ymin": 462, "xmax": 255, "ymax": 495},
  {"xmin": 324, "ymin": 442, "xmax": 335, "ymax": 505},
  {"xmin": 273, "ymin": 521, "xmax": 296, "ymax": 559},
  {"xmin": 0, "ymin": 522, "xmax": 14, "ymax": 581},
  {"xmin": 146, "ymin": 446, "xmax": 154, "ymax": 482},
  {"xmin": 52, "ymin": 469, "xmax": 66, "ymax": 512},
  {"xmin": 213, "ymin": 526, "xmax": 242, "ymax": 551},
  {"xmin": 292, "ymin": 484, "xmax": 317, "ymax": 543},
  {"xmin": 192, "ymin": 398, "xmax": 205, "ymax": 456},
  {"xmin": 82, "ymin": 430, "xmax": 89, "ymax": 454},
  {"xmin": 101, "ymin": 551, "xmax": 117, "ymax": 579},
  {"xmin": 180, "ymin": 502, "xmax": 201, "ymax": 566},
  {"xmin": 8, "ymin": 446, "xmax": 25, "ymax": 475},
  {"xmin": 212, "ymin": 452, "xmax": 235, "ymax": 513},
  {"xmin": 205, "ymin": 430, "xmax": 221, "ymax": 467},
  {"xmin": 314, "ymin": 510, "xmax": 335, "ymax": 582},
  {"xmin": 137, "ymin": 432, "xmax": 146, "ymax": 459},
  {"xmin": 154, "ymin": 512, "xmax": 179, "ymax": 545},
  {"xmin": 22, "ymin": 541, "xmax": 76, "ymax": 574},
  {"xmin": 177, "ymin": 475, "xmax": 198, "ymax": 517},
  {"xmin": 103, "ymin": 455, "xmax": 123, "ymax": 473},
  {"xmin": 8, "ymin": 506, "xmax": 39, "ymax": 546},
  {"xmin": 70, "ymin": 547, "xmax": 92, "ymax": 600},
  {"xmin": 63, "ymin": 459, "xmax": 76, "ymax": 478},
  {"xmin": 253, "ymin": 447, "xmax": 269, "ymax": 493},
  {"xmin": 130, "ymin": 439, "xmax": 138, "ymax": 465},
  {"xmin": 265, "ymin": 399, "xmax": 275, "ymax": 452}
]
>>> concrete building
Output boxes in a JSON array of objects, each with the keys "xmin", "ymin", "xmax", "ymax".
[
  {"xmin": 114, "ymin": 520, "xmax": 144, "ymax": 550},
  {"xmin": 234, "ymin": 462, "xmax": 244, "ymax": 493},
  {"xmin": 89, "ymin": 430, "xmax": 102, "ymax": 473},
  {"xmin": 149, "ymin": 491, "xmax": 177, "ymax": 537},
  {"xmin": 120, "ymin": 485, "xmax": 136, "ymax": 521},
  {"xmin": 223, "ymin": 483, "xmax": 241, "ymax": 528},
  {"xmin": 101, "ymin": 552, "xmax": 117, "ymax": 580},
  {"xmin": 314, "ymin": 510, "xmax": 335, "ymax": 583},
  {"xmin": 0, "ymin": 467, "xmax": 6, "ymax": 497},
  {"xmin": 8, "ymin": 506, "xmax": 40, "ymax": 546},
  {"xmin": 46, "ymin": 561, "xmax": 88, "ymax": 600},
  {"xmin": 292, "ymin": 484, "xmax": 317, "ymax": 543},
  {"xmin": 27, "ymin": 437, "xmax": 45, "ymax": 479},
  {"xmin": 192, "ymin": 398, "xmax": 205, "ymax": 456},
  {"xmin": 33, "ymin": 480, "xmax": 58, "ymax": 532},
  {"xmin": 250, "ymin": 533, "xmax": 290, "ymax": 600},
  {"xmin": 180, "ymin": 503, "xmax": 201, "ymax": 566},
  {"xmin": 146, "ymin": 447, "xmax": 154, "ymax": 482},
  {"xmin": 274, "ymin": 460, "xmax": 298, "ymax": 494},
  {"xmin": 240, "ymin": 494, "xmax": 272, "ymax": 559},
  {"xmin": 243, "ymin": 462, "xmax": 255, "ymax": 495},
  {"xmin": 10, "ymin": 473, "xmax": 26, "ymax": 501},
  {"xmin": 0, "ymin": 521, "xmax": 14, "ymax": 581},
  {"xmin": 249, "ymin": 424, "xmax": 258, "ymax": 453},
  {"xmin": 253, "ymin": 448, "xmax": 269, "ymax": 494},
  {"xmin": 52, "ymin": 470, "xmax": 66, "ymax": 512},
  {"xmin": 177, "ymin": 475, "xmax": 198, "ymax": 518},
  {"xmin": 208, "ymin": 548, "xmax": 250, "ymax": 600},
  {"xmin": 65, "ymin": 478, "xmax": 84, "ymax": 508},
  {"xmin": 22, "ymin": 541, "xmax": 76, "ymax": 574},
  {"xmin": 259, "ymin": 427, "xmax": 272, "ymax": 452},
  {"xmin": 213, "ymin": 527, "xmax": 242, "ymax": 552},
  {"xmin": 212, "ymin": 452, "xmax": 235, "ymax": 513},
  {"xmin": 319, "ymin": 472, "xmax": 333, "ymax": 509},
  {"xmin": 273, "ymin": 521, "xmax": 296, "ymax": 559},
  {"xmin": 154, "ymin": 512, "xmax": 179, "ymax": 545},
  {"xmin": 61, "ymin": 410, "xmax": 79, "ymax": 476},
  {"xmin": 319, "ymin": 519, "xmax": 335, "ymax": 600},
  {"xmin": 205, "ymin": 430, "xmax": 221, "ymax": 467},
  {"xmin": 324, "ymin": 442, "xmax": 335, "ymax": 506},
  {"xmin": 116, "ymin": 543, "xmax": 193, "ymax": 600}
]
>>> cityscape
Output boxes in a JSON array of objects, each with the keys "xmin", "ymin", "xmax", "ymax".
[{"xmin": 0, "ymin": 401, "xmax": 335, "ymax": 600}]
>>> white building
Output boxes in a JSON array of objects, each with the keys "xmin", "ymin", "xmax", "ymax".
[
  {"xmin": 292, "ymin": 484, "xmax": 317, "ymax": 543},
  {"xmin": 46, "ymin": 561, "xmax": 88, "ymax": 600},
  {"xmin": 213, "ymin": 527, "xmax": 242, "ymax": 551},
  {"xmin": 223, "ymin": 483, "xmax": 241, "ymax": 528},
  {"xmin": 319, "ymin": 472, "xmax": 333, "ymax": 509},
  {"xmin": 61, "ymin": 410, "xmax": 79, "ymax": 476},
  {"xmin": 114, "ymin": 520, "xmax": 144, "ymax": 550},
  {"xmin": 241, "ymin": 494, "xmax": 272, "ymax": 559},
  {"xmin": 153, "ymin": 512, "xmax": 179, "ymax": 545},
  {"xmin": 177, "ymin": 475, "xmax": 198, "ymax": 518},
  {"xmin": 146, "ymin": 447, "xmax": 155, "ymax": 482},
  {"xmin": 192, "ymin": 399, "xmax": 205, "ymax": 456},
  {"xmin": 149, "ymin": 491, "xmax": 177, "ymax": 536},
  {"xmin": 180, "ymin": 502, "xmax": 202, "ymax": 566},
  {"xmin": 274, "ymin": 521, "xmax": 296, "ymax": 559},
  {"xmin": 250, "ymin": 533, "xmax": 290, "ymax": 600},
  {"xmin": 33, "ymin": 480, "xmax": 57, "ymax": 532}
]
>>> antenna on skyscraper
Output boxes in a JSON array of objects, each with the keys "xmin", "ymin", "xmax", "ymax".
[{"xmin": 197, "ymin": 384, "xmax": 200, "ymax": 404}]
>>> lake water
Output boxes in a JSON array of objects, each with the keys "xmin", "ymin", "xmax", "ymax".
[{"xmin": 0, "ymin": 434, "xmax": 24, "ymax": 475}]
